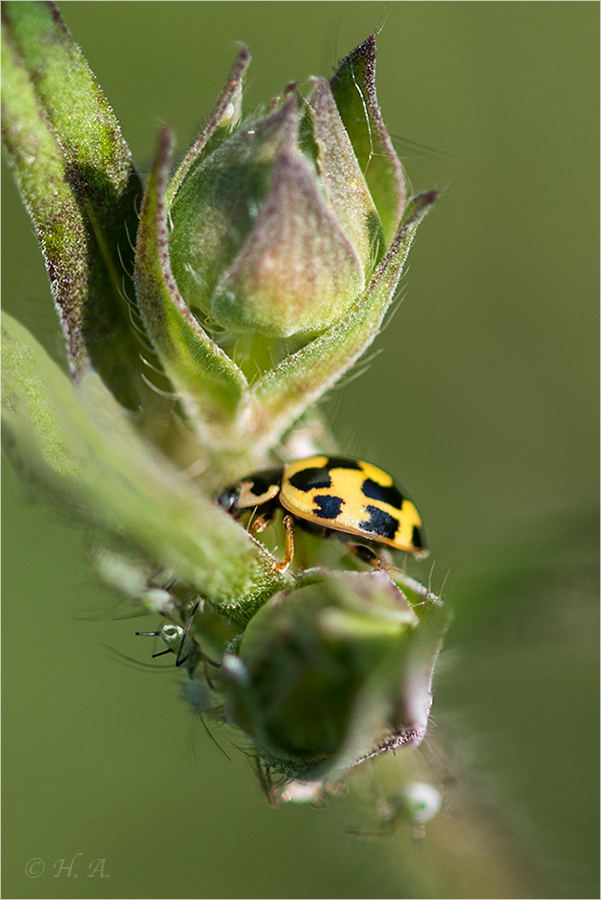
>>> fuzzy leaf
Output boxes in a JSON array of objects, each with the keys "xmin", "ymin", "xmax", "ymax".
[
  {"xmin": 1, "ymin": 1, "xmax": 150, "ymax": 411},
  {"xmin": 330, "ymin": 34, "xmax": 405, "ymax": 245},
  {"xmin": 1, "ymin": 312, "xmax": 285, "ymax": 621},
  {"xmin": 134, "ymin": 126, "xmax": 249, "ymax": 435}
]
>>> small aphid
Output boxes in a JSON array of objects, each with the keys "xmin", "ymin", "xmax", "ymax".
[
  {"xmin": 402, "ymin": 781, "xmax": 443, "ymax": 827},
  {"xmin": 350, "ymin": 780, "xmax": 443, "ymax": 841},
  {"xmin": 136, "ymin": 600, "xmax": 202, "ymax": 671},
  {"xmin": 136, "ymin": 622, "xmax": 197, "ymax": 669}
]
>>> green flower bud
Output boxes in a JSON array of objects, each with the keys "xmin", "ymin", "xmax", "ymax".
[
  {"xmin": 134, "ymin": 38, "xmax": 436, "ymax": 454},
  {"xmin": 221, "ymin": 571, "xmax": 448, "ymax": 779},
  {"xmin": 169, "ymin": 40, "xmax": 402, "ymax": 339}
]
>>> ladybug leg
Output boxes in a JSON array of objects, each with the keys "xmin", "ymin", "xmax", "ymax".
[
  {"xmin": 249, "ymin": 510, "xmax": 273, "ymax": 534},
  {"xmin": 247, "ymin": 496, "xmax": 278, "ymax": 535},
  {"xmin": 273, "ymin": 515, "xmax": 295, "ymax": 573}
]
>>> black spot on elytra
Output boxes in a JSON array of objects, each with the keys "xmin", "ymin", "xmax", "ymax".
[
  {"xmin": 289, "ymin": 458, "xmax": 362, "ymax": 492},
  {"xmin": 312, "ymin": 495, "xmax": 344, "ymax": 519},
  {"xmin": 360, "ymin": 506, "xmax": 399, "ymax": 540},
  {"xmin": 324, "ymin": 457, "xmax": 362, "ymax": 472},
  {"xmin": 361, "ymin": 477, "xmax": 405, "ymax": 508},
  {"xmin": 289, "ymin": 467, "xmax": 332, "ymax": 491},
  {"xmin": 411, "ymin": 525, "xmax": 424, "ymax": 549}
]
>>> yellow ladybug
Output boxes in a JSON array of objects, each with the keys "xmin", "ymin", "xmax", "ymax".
[{"xmin": 218, "ymin": 456, "xmax": 428, "ymax": 571}]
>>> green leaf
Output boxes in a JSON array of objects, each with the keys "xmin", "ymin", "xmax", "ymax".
[
  {"xmin": 1, "ymin": 312, "xmax": 286, "ymax": 621},
  {"xmin": 134, "ymin": 126, "xmax": 249, "ymax": 437},
  {"xmin": 1, "ymin": 0, "xmax": 148, "ymax": 411},
  {"xmin": 330, "ymin": 34, "xmax": 405, "ymax": 246},
  {"xmin": 246, "ymin": 191, "xmax": 438, "ymax": 456}
]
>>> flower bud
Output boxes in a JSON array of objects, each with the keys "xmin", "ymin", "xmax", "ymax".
[
  {"xmin": 168, "ymin": 56, "xmax": 397, "ymax": 338},
  {"xmin": 221, "ymin": 571, "xmax": 447, "ymax": 779}
]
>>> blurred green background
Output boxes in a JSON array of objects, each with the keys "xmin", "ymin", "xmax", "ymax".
[{"xmin": 2, "ymin": 3, "xmax": 598, "ymax": 898}]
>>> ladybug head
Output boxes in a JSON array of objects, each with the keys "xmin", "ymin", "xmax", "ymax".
[{"xmin": 217, "ymin": 485, "xmax": 240, "ymax": 513}]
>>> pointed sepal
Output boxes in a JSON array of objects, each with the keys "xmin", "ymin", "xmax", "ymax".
[
  {"xmin": 330, "ymin": 34, "xmax": 406, "ymax": 245},
  {"xmin": 134, "ymin": 126, "xmax": 249, "ymax": 434}
]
